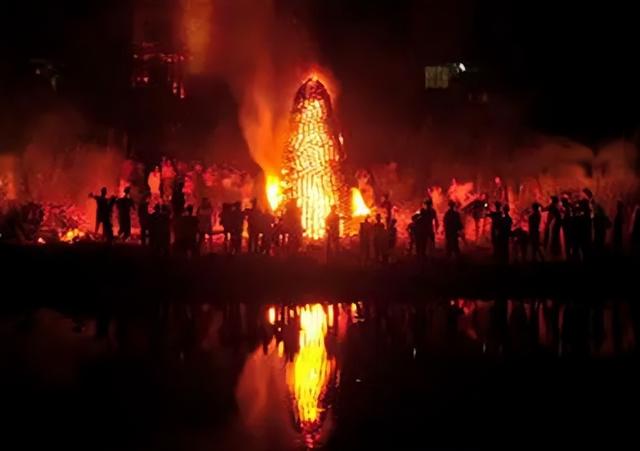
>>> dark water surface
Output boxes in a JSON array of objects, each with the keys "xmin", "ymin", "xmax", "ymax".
[{"xmin": 1, "ymin": 299, "xmax": 639, "ymax": 450}]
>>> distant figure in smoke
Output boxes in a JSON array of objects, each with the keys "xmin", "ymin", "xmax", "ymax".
[
  {"xmin": 197, "ymin": 197, "xmax": 213, "ymax": 251},
  {"xmin": 171, "ymin": 180, "xmax": 186, "ymax": 218},
  {"xmin": 613, "ymin": 200, "xmax": 625, "ymax": 255},
  {"xmin": 631, "ymin": 205, "xmax": 640, "ymax": 256},
  {"xmin": 492, "ymin": 176, "xmax": 506, "ymax": 204},
  {"xmin": 359, "ymin": 216, "xmax": 372, "ymax": 263},
  {"xmin": 543, "ymin": 196, "xmax": 562, "ymax": 259},
  {"xmin": 147, "ymin": 165, "xmax": 161, "ymax": 205},
  {"xmin": 230, "ymin": 202, "xmax": 244, "ymax": 255},
  {"xmin": 245, "ymin": 198, "xmax": 261, "ymax": 254},
  {"xmin": 592, "ymin": 204, "xmax": 611, "ymax": 256},
  {"xmin": 444, "ymin": 200, "xmax": 463, "ymax": 258},
  {"xmin": 116, "ymin": 186, "xmax": 134, "ymax": 240},
  {"xmin": 89, "ymin": 187, "xmax": 116, "ymax": 242},
  {"xmin": 373, "ymin": 213, "xmax": 388, "ymax": 263},
  {"xmin": 161, "ymin": 157, "xmax": 176, "ymax": 202},
  {"xmin": 138, "ymin": 192, "xmax": 151, "ymax": 246},
  {"xmin": 528, "ymin": 202, "xmax": 544, "ymax": 261},
  {"xmin": 326, "ymin": 205, "xmax": 341, "ymax": 260},
  {"xmin": 380, "ymin": 193, "xmax": 393, "ymax": 228},
  {"xmin": 489, "ymin": 201, "xmax": 503, "ymax": 259}
]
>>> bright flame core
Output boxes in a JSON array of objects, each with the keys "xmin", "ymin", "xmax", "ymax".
[
  {"xmin": 286, "ymin": 304, "xmax": 335, "ymax": 434},
  {"xmin": 281, "ymin": 77, "xmax": 348, "ymax": 239},
  {"xmin": 351, "ymin": 188, "xmax": 371, "ymax": 217},
  {"xmin": 266, "ymin": 174, "xmax": 282, "ymax": 211}
]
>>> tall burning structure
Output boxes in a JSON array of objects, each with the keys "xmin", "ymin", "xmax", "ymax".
[{"xmin": 280, "ymin": 77, "xmax": 350, "ymax": 240}]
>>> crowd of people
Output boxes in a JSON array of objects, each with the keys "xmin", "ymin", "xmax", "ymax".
[{"xmin": 401, "ymin": 187, "xmax": 640, "ymax": 263}]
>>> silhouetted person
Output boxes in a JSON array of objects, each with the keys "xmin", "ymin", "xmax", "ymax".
[
  {"xmin": 613, "ymin": 200, "xmax": 625, "ymax": 255},
  {"xmin": 443, "ymin": 200, "xmax": 463, "ymax": 258},
  {"xmin": 359, "ymin": 217, "xmax": 372, "ymax": 263},
  {"xmin": 326, "ymin": 205, "xmax": 341, "ymax": 259},
  {"xmin": 245, "ymin": 198, "xmax": 261, "ymax": 253},
  {"xmin": 407, "ymin": 213, "xmax": 418, "ymax": 255},
  {"xmin": 373, "ymin": 213, "xmax": 388, "ymax": 263},
  {"xmin": 116, "ymin": 186, "xmax": 134, "ymax": 240},
  {"xmin": 230, "ymin": 202, "xmax": 244, "ymax": 254},
  {"xmin": 259, "ymin": 211, "xmax": 275, "ymax": 255},
  {"xmin": 197, "ymin": 197, "xmax": 213, "ymax": 249},
  {"xmin": 171, "ymin": 181, "xmax": 186, "ymax": 217},
  {"xmin": 466, "ymin": 193, "xmax": 488, "ymax": 242},
  {"xmin": 176, "ymin": 205, "xmax": 199, "ymax": 257},
  {"xmin": 561, "ymin": 197, "xmax": 574, "ymax": 259},
  {"xmin": 529, "ymin": 202, "xmax": 543, "ymax": 261},
  {"xmin": 416, "ymin": 199, "xmax": 438, "ymax": 260},
  {"xmin": 592, "ymin": 204, "xmax": 611, "ymax": 256},
  {"xmin": 89, "ymin": 187, "xmax": 115, "ymax": 242},
  {"xmin": 498, "ymin": 205, "xmax": 513, "ymax": 263},
  {"xmin": 388, "ymin": 218, "xmax": 398, "ymax": 256},
  {"xmin": 282, "ymin": 199, "xmax": 303, "ymax": 253},
  {"xmin": 544, "ymin": 196, "xmax": 562, "ymax": 259},
  {"xmin": 576, "ymin": 198, "xmax": 592, "ymax": 260},
  {"xmin": 489, "ymin": 201, "xmax": 503, "ymax": 259},
  {"xmin": 511, "ymin": 227, "xmax": 529, "ymax": 262},
  {"xmin": 138, "ymin": 193, "xmax": 151, "ymax": 245},
  {"xmin": 220, "ymin": 203, "xmax": 232, "ymax": 252}
]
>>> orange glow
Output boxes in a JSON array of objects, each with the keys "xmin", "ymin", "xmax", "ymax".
[
  {"xmin": 267, "ymin": 306, "xmax": 276, "ymax": 325},
  {"xmin": 327, "ymin": 305, "xmax": 334, "ymax": 328},
  {"xmin": 59, "ymin": 228, "xmax": 85, "ymax": 243},
  {"xmin": 351, "ymin": 187, "xmax": 371, "ymax": 217},
  {"xmin": 286, "ymin": 304, "xmax": 335, "ymax": 435},
  {"xmin": 281, "ymin": 77, "xmax": 348, "ymax": 239},
  {"xmin": 266, "ymin": 174, "xmax": 282, "ymax": 211},
  {"xmin": 182, "ymin": 0, "xmax": 212, "ymax": 74}
]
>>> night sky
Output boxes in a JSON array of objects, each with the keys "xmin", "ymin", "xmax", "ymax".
[{"xmin": 0, "ymin": 0, "xmax": 638, "ymax": 155}]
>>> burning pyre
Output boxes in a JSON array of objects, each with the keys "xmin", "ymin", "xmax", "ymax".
[{"xmin": 280, "ymin": 77, "xmax": 350, "ymax": 239}]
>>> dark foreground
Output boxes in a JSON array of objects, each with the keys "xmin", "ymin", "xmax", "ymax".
[
  {"xmin": 1, "ymin": 244, "xmax": 639, "ymax": 450},
  {"xmin": 1, "ymin": 243, "xmax": 638, "ymax": 314}
]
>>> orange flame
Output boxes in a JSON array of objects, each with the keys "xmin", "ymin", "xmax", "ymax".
[
  {"xmin": 266, "ymin": 174, "xmax": 282, "ymax": 211},
  {"xmin": 286, "ymin": 304, "xmax": 335, "ymax": 434},
  {"xmin": 59, "ymin": 228, "xmax": 85, "ymax": 243},
  {"xmin": 351, "ymin": 187, "xmax": 371, "ymax": 217},
  {"xmin": 267, "ymin": 306, "xmax": 276, "ymax": 325},
  {"xmin": 282, "ymin": 77, "xmax": 347, "ymax": 239}
]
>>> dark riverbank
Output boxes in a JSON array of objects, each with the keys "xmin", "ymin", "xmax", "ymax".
[{"xmin": 2, "ymin": 243, "xmax": 637, "ymax": 315}]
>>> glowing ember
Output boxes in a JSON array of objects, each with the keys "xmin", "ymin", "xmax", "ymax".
[
  {"xmin": 59, "ymin": 228, "xmax": 85, "ymax": 243},
  {"xmin": 281, "ymin": 77, "xmax": 348, "ymax": 239},
  {"xmin": 266, "ymin": 174, "xmax": 282, "ymax": 211},
  {"xmin": 351, "ymin": 187, "xmax": 371, "ymax": 217},
  {"xmin": 286, "ymin": 304, "xmax": 335, "ymax": 438},
  {"xmin": 268, "ymin": 306, "xmax": 276, "ymax": 325}
]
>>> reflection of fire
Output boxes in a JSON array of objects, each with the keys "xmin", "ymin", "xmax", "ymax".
[
  {"xmin": 281, "ymin": 77, "xmax": 348, "ymax": 239},
  {"xmin": 286, "ymin": 304, "xmax": 335, "ymax": 441},
  {"xmin": 351, "ymin": 187, "xmax": 371, "ymax": 217}
]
